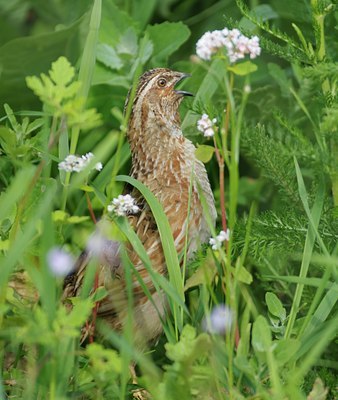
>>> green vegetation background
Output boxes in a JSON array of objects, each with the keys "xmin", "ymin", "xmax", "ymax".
[{"xmin": 0, "ymin": 0, "xmax": 337, "ymax": 399}]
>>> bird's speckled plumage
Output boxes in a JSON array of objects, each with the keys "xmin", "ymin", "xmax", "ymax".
[{"xmin": 63, "ymin": 68, "xmax": 216, "ymax": 346}]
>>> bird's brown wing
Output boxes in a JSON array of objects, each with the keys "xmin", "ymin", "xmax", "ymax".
[{"xmin": 62, "ymin": 195, "xmax": 168, "ymax": 335}]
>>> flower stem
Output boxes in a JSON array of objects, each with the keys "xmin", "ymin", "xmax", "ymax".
[{"xmin": 85, "ymin": 192, "xmax": 97, "ymax": 224}]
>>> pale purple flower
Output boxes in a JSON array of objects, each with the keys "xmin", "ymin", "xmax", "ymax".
[
  {"xmin": 197, "ymin": 113, "xmax": 218, "ymax": 137},
  {"xmin": 58, "ymin": 152, "xmax": 103, "ymax": 173},
  {"xmin": 47, "ymin": 247, "xmax": 74, "ymax": 277},
  {"xmin": 196, "ymin": 27, "xmax": 261, "ymax": 64},
  {"xmin": 107, "ymin": 194, "xmax": 140, "ymax": 217},
  {"xmin": 209, "ymin": 229, "xmax": 230, "ymax": 250},
  {"xmin": 203, "ymin": 304, "xmax": 234, "ymax": 334}
]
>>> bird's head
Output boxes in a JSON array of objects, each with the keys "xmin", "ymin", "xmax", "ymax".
[{"xmin": 126, "ymin": 68, "xmax": 192, "ymax": 127}]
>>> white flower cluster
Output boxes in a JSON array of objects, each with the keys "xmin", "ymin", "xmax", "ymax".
[
  {"xmin": 202, "ymin": 304, "xmax": 234, "ymax": 334},
  {"xmin": 107, "ymin": 194, "xmax": 140, "ymax": 217},
  {"xmin": 58, "ymin": 152, "xmax": 103, "ymax": 173},
  {"xmin": 209, "ymin": 229, "xmax": 230, "ymax": 250},
  {"xmin": 197, "ymin": 113, "xmax": 217, "ymax": 137},
  {"xmin": 47, "ymin": 247, "xmax": 74, "ymax": 277},
  {"xmin": 196, "ymin": 27, "xmax": 261, "ymax": 63}
]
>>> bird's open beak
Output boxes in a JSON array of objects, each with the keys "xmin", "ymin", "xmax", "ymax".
[{"xmin": 175, "ymin": 73, "xmax": 193, "ymax": 97}]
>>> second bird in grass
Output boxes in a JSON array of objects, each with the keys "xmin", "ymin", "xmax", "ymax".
[{"xmin": 63, "ymin": 68, "xmax": 217, "ymax": 346}]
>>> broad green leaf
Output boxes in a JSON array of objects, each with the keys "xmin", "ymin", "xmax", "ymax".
[
  {"xmin": 232, "ymin": 264, "xmax": 253, "ymax": 285},
  {"xmin": 252, "ymin": 315, "xmax": 272, "ymax": 353},
  {"xmin": 138, "ymin": 34, "xmax": 154, "ymax": 65},
  {"xmin": 228, "ymin": 61, "xmax": 257, "ymax": 76},
  {"xmin": 195, "ymin": 144, "xmax": 215, "ymax": 163},
  {"xmin": 131, "ymin": 0, "xmax": 157, "ymax": 30},
  {"xmin": 99, "ymin": 0, "xmax": 139, "ymax": 47},
  {"xmin": 165, "ymin": 325, "xmax": 211, "ymax": 363},
  {"xmin": 146, "ymin": 21, "xmax": 190, "ymax": 66},
  {"xmin": 52, "ymin": 210, "xmax": 68, "ymax": 222},
  {"xmin": 96, "ymin": 43, "xmax": 123, "ymax": 70},
  {"xmin": 67, "ymin": 216, "xmax": 90, "ymax": 224},
  {"xmin": 266, "ymin": 292, "xmax": 286, "ymax": 321},
  {"xmin": 0, "ymin": 13, "xmax": 86, "ymax": 109},
  {"xmin": 274, "ymin": 338, "xmax": 300, "ymax": 365},
  {"xmin": 116, "ymin": 28, "xmax": 138, "ymax": 56},
  {"xmin": 184, "ymin": 252, "xmax": 217, "ymax": 291}
]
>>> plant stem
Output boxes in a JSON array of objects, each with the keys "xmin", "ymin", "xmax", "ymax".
[{"xmin": 85, "ymin": 192, "xmax": 97, "ymax": 224}]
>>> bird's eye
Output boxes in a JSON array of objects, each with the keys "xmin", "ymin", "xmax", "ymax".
[{"xmin": 157, "ymin": 78, "xmax": 167, "ymax": 87}]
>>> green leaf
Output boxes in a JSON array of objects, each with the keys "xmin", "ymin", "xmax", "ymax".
[
  {"xmin": 184, "ymin": 251, "xmax": 216, "ymax": 291},
  {"xmin": 131, "ymin": 0, "xmax": 157, "ymax": 30},
  {"xmin": 146, "ymin": 21, "xmax": 190, "ymax": 66},
  {"xmin": 165, "ymin": 325, "xmax": 211, "ymax": 363},
  {"xmin": 91, "ymin": 286, "xmax": 109, "ymax": 302},
  {"xmin": 49, "ymin": 56, "xmax": 75, "ymax": 86},
  {"xmin": 0, "ymin": 240, "xmax": 9, "ymax": 250},
  {"xmin": 96, "ymin": 43, "xmax": 123, "ymax": 70},
  {"xmin": 0, "ymin": 167, "xmax": 35, "ymax": 222},
  {"xmin": 0, "ymin": 126, "xmax": 16, "ymax": 153},
  {"xmin": 138, "ymin": 34, "xmax": 154, "ymax": 65},
  {"xmin": 228, "ymin": 61, "xmax": 257, "ymax": 76},
  {"xmin": 80, "ymin": 185, "xmax": 95, "ymax": 192},
  {"xmin": 67, "ymin": 298, "xmax": 94, "ymax": 328},
  {"xmin": 232, "ymin": 264, "xmax": 253, "ymax": 285},
  {"xmin": 0, "ymin": 13, "xmax": 86, "ymax": 109},
  {"xmin": 252, "ymin": 315, "xmax": 272, "ymax": 353},
  {"xmin": 52, "ymin": 210, "xmax": 68, "ymax": 222},
  {"xmin": 67, "ymin": 216, "xmax": 90, "ymax": 224},
  {"xmin": 116, "ymin": 28, "xmax": 138, "ymax": 56},
  {"xmin": 266, "ymin": 292, "xmax": 286, "ymax": 321},
  {"xmin": 195, "ymin": 144, "xmax": 215, "ymax": 163},
  {"xmin": 274, "ymin": 338, "xmax": 300, "ymax": 366}
]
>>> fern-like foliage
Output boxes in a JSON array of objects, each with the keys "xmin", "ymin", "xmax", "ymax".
[
  {"xmin": 241, "ymin": 124, "xmax": 305, "ymax": 205},
  {"xmin": 234, "ymin": 0, "xmax": 313, "ymax": 63},
  {"xmin": 234, "ymin": 208, "xmax": 338, "ymax": 261}
]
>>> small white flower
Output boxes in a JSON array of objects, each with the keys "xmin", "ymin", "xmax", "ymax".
[
  {"xmin": 47, "ymin": 247, "xmax": 74, "ymax": 277},
  {"xmin": 209, "ymin": 229, "xmax": 230, "ymax": 250},
  {"xmin": 58, "ymin": 153, "xmax": 103, "ymax": 173},
  {"xmin": 197, "ymin": 113, "xmax": 217, "ymax": 138},
  {"xmin": 107, "ymin": 194, "xmax": 140, "ymax": 217},
  {"xmin": 95, "ymin": 162, "xmax": 103, "ymax": 171},
  {"xmin": 196, "ymin": 27, "xmax": 261, "ymax": 64},
  {"xmin": 244, "ymin": 84, "xmax": 251, "ymax": 94},
  {"xmin": 202, "ymin": 304, "xmax": 234, "ymax": 334}
]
